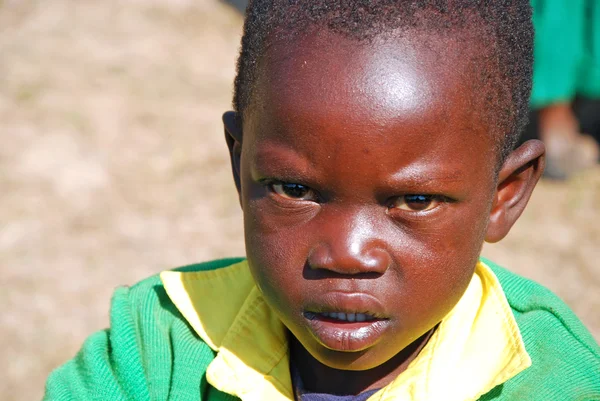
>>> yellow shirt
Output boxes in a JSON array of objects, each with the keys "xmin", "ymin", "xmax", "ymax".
[{"xmin": 160, "ymin": 260, "xmax": 531, "ymax": 401}]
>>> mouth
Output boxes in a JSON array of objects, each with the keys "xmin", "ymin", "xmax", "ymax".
[
  {"xmin": 304, "ymin": 311, "xmax": 382, "ymax": 323},
  {"xmin": 301, "ymin": 293, "xmax": 392, "ymax": 352}
]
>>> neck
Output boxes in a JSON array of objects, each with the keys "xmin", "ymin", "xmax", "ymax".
[{"xmin": 289, "ymin": 326, "xmax": 436, "ymax": 396}]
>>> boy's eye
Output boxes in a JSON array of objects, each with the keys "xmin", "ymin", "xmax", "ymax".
[
  {"xmin": 270, "ymin": 182, "xmax": 316, "ymax": 201},
  {"xmin": 391, "ymin": 194, "xmax": 440, "ymax": 212}
]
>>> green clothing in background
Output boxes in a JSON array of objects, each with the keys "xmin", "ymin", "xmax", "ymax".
[{"xmin": 531, "ymin": 0, "xmax": 600, "ymax": 107}]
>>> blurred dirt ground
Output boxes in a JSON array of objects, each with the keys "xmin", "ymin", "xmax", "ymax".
[{"xmin": 0, "ymin": 1, "xmax": 598, "ymax": 400}]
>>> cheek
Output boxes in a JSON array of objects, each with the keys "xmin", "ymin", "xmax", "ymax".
[
  {"xmin": 242, "ymin": 198, "xmax": 314, "ymax": 310},
  {"xmin": 243, "ymin": 196, "xmax": 315, "ymax": 261},
  {"xmin": 394, "ymin": 202, "xmax": 492, "ymax": 309}
]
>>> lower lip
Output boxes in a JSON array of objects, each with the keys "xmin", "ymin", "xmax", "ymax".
[{"xmin": 303, "ymin": 313, "xmax": 391, "ymax": 352}]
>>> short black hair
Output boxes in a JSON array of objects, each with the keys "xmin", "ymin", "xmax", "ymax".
[{"xmin": 233, "ymin": 0, "xmax": 533, "ymax": 162}]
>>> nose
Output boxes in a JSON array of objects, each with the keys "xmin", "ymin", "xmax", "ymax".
[{"xmin": 307, "ymin": 210, "xmax": 392, "ymax": 276}]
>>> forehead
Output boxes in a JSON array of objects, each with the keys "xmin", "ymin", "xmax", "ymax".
[
  {"xmin": 245, "ymin": 29, "xmax": 496, "ymax": 178},
  {"xmin": 260, "ymin": 31, "xmax": 473, "ymax": 109}
]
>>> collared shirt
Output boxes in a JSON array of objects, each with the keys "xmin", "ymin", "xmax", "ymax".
[{"xmin": 160, "ymin": 260, "xmax": 531, "ymax": 401}]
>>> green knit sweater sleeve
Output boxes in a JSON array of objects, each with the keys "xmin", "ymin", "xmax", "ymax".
[
  {"xmin": 480, "ymin": 258, "xmax": 600, "ymax": 400},
  {"xmin": 43, "ymin": 258, "xmax": 245, "ymax": 401},
  {"xmin": 43, "ymin": 285, "xmax": 153, "ymax": 401}
]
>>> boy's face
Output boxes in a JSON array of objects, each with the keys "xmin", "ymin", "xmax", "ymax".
[{"xmin": 225, "ymin": 31, "xmax": 541, "ymax": 375}]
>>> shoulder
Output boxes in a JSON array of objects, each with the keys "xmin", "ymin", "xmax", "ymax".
[
  {"xmin": 124, "ymin": 257, "xmax": 246, "ymax": 313},
  {"xmin": 44, "ymin": 257, "xmax": 244, "ymax": 401},
  {"xmin": 482, "ymin": 257, "xmax": 599, "ymax": 355},
  {"xmin": 480, "ymin": 258, "xmax": 600, "ymax": 400},
  {"xmin": 118, "ymin": 257, "xmax": 247, "ymax": 336},
  {"xmin": 108, "ymin": 257, "xmax": 246, "ymax": 341}
]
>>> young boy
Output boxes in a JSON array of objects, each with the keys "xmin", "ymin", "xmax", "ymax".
[{"xmin": 44, "ymin": 1, "xmax": 600, "ymax": 400}]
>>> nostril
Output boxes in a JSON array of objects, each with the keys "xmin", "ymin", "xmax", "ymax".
[
  {"xmin": 307, "ymin": 244, "xmax": 334, "ymax": 271},
  {"xmin": 363, "ymin": 248, "xmax": 392, "ymax": 273},
  {"xmin": 307, "ymin": 243, "xmax": 391, "ymax": 275}
]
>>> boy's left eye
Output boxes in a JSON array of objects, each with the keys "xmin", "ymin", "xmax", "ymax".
[{"xmin": 391, "ymin": 194, "xmax": 441, "ymax": 212}]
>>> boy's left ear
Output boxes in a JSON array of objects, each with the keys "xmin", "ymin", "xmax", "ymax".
[
  {"xmin": 485, "ymin": 140, "xmax": 545, "ymax": 243},
  {"xmin": 223, "ymin": 111, "xmax": 243, "ymax": 201}
]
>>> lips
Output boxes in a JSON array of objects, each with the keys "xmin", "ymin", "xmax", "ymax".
[{"xmin": 302, "ymin": 292, "xmax": 391, "ymax": 352}]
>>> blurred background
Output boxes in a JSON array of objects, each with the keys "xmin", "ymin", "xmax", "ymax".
[{"xmin": 0, "ymin": 1, "xmax": 598, "ymax": 400}]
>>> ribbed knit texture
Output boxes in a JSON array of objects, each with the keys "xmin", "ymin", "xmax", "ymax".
[
  {"xmin": 479, "ymin": 258, "xmax": 600, "ymax": 400},
  {"xmin": 43, "ymin": 258, "xmax": 243, "ymax": 401},
  {"xmin": 44, "ymin": 257, "xmax": 600, "ymax": 400}
]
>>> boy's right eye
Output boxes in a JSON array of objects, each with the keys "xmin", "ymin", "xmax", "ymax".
[{"xmin": 269, "ymin": 182, "xmax": 317, "ymax": 201}]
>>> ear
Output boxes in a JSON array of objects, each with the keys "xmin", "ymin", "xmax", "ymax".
[
  {"xmin": 223, "ymin": 111, "xmax": 243, "ymax": 203},
  {"xmin": 485, "ymin": 140, "xmax": 545, "ymax": 243}
]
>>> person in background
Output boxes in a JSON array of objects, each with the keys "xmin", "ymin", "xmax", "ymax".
[{"xmin": 530, "ymin": 0, "xmax": 600, "ymax": 179}]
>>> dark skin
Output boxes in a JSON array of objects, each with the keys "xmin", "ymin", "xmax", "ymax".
[{"xmin": 223, "ymin": 30, "xmax": 544, "ymax": 395}]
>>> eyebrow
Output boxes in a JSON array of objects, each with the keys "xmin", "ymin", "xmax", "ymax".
[
  {"xmin": 383, "ymin": 165, "xmax": 467, "ymax": 191},
  {"xmin": 252, "ymin": 145, "xmax": 317, "ymax": 180},
  {"xmin": 252, "ymin": 142, "xmax": 468, "ymax": 190}
]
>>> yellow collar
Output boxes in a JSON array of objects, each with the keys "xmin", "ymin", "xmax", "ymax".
[{"xmin": 160, "ymin": 260, "xmax": 531, "ymax": 401}]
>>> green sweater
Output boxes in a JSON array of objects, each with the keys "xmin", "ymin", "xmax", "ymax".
[{"xmin": 43, "ymin": 258, "xmax": 600, "ymax": 400}]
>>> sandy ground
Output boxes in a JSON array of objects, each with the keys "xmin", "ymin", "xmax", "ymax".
[{"xmin": 0, "ymin": 1, "xmax": 598, "ymax": 400}]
